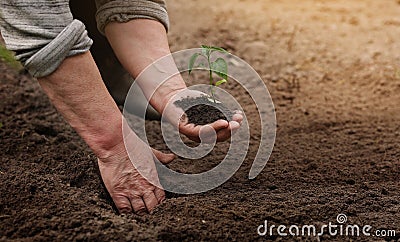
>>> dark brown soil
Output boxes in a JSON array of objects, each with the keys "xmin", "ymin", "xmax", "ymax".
[
  {"xmin": 1, "ymin": 0, "xmax": 400, "ymax": 241},
  {"xmin": 173, "ymin": 96, "xmax": 234, "ymax": 125}
]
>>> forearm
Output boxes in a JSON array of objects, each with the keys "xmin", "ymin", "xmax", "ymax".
[
  {"xmin": 104, "ymin": 19, "xmax": 186, "ymax": 112},
  {"xmin": 38, "ymin": 52, "xmax": 123, "ymax": 158},
  {"xmin": 104, "ymin": 19, "xmax": 242, "ymax": 143}
]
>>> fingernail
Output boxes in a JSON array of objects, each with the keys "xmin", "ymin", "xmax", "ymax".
[{"xmin": 230, "ymin": 121, "xmax": 240, "ymax": 129}]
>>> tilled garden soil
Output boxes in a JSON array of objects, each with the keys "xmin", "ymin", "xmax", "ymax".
[{"xmin": 1, "ymin": 0, "xmax": 400, "ymax": 241}]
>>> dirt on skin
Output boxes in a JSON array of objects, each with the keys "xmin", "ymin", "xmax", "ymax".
[{"xmin": 1, "ymin": 0, "xmax": 400, "ymax": 241}]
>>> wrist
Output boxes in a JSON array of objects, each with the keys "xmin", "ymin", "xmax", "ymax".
[
  {"xmin": 80, "ymin": 114, "xmax": 125, "ymax": 160},
  {"xmin": 150, "ymin": 77, "xmax": 187, "ymax": 113}
]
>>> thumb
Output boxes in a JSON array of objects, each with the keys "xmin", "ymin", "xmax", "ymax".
[{"xmin": 151, "ymin": 148, "xmax": 176, "ymax": 164}]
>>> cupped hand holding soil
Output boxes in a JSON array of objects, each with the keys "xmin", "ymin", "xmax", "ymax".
[{"xmin": 161, "ymin": 89, "xmax": 243, "ymax": 143}]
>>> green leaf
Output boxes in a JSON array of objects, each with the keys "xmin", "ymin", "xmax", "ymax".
[
  {"xmin": 0, "ymin": 122, "xmax": 3, "ymax": 129},
  {"xmin": 208, "ymin": 46, "xmax": 229, "ymax": 54},
  {"xmin": 210, "ymin": 58, "xmax": 228, "ymax": 80},
  {"xmin": 215, "ymin": 79, "xmax": 227, "ymax": 86},
  {"xmin": 201, "ymin": 45, "xmax": 211, "ymax": 57},
  {"xmin": 201, "ymin": 45, "xmax": 229, "ymax": 55},
  {"xmin": 188, "ymin": 53, "xmax": 200, "ymax": 74}
]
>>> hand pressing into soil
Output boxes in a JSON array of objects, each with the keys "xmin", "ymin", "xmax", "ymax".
[
  {"xmin": 37, "ymin": 52, "xmax": 175, "ymax": 215},
  {"xmin": 98, "ymin": 131, "xmax": 175, "ymax": 214},
  {"xmin": 161, "ymin": 89, "xmax": 243, "ymax": 143}
]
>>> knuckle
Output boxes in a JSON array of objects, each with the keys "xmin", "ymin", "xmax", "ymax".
[
  {"xmin": 143, "ymin": 190, "xmax": 155, "ymax": 197},
  {"xmin": 132, "ymin": 203, "xmax": 147, "ymax": 213},
  {"xmin": 118, "ymin": 206, "xmax": 132, "ymax": 214}
]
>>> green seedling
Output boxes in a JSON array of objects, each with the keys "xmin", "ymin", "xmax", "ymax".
[{"xmin": 188, "ymin": 45, "xmax": 229, "ymax": 103}]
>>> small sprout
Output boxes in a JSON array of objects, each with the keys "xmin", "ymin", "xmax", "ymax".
[
  {"xmin": 0, "ymin": 122, "xmax": 2, "ymax": 129},
  {"xmin": 188, "ymin": 45, "xmax": 229, "ymax": 103}
]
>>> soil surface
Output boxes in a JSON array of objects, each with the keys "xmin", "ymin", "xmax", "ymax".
[
  {"xmin": 1, "ymin": 0, "xmax": 400, "ymax": 241},
  {"xmin": 174, "ymin": 96, "xmax": 234, "ymax": 125}
]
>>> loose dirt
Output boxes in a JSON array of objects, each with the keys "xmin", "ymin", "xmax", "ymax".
[{"xmin": 174, "ymin": 96, "xmax": 234, "ymax": 125}]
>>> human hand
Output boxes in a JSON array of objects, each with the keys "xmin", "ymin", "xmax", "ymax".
[
  {"xmin": 161, "ymin": 89, "xmax": 243, "ymax": 143},
  {"xmin": 97, "ymin": 133, "xmax": 175, "ymax": 215}
]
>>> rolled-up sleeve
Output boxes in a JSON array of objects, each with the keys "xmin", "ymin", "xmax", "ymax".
[
  {"xmin": 0, "ymin": 0, "xmax": 93, "ymax": 78},
  {"xmin": 95, "ymin": 0, "xmax": 169, "ymax": 35}
]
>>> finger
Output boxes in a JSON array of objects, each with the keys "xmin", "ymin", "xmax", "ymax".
[
  {"xmin": 186, "ymin": 134, "xmax": 201, "ymax": 143},
  {"xmin": 143, "ymin": 191, "xmax": 159, "ymax": 213},
  {"xmin": 179, "ymin": 122, "xmax": 199, "ymax": 136},
  {"xmin": 216, "ymin": 129, "xmax": 232, "ymax": 142},
  {"xmin": 130, "ymin": 196, "xmax": 147, "ymax": 215},
  {"xmin": 228, "ymin": 121, "xmax": 241, "ymax": 132},
  {"xmin": 151, "ymin": 148, "xmax": 176, "ymax": 164},
  {"xmin": 199, "ymin": 124, "xmax": 217, "ymax": 144},
  {"xmin": 113, "ymin": 195, "xmax": 133, "ymax": 214},
  {"xmin": 216, "ymin": 121, "xmax": 240, "ymax": 142},
  {"xmin": 179, "ymin": 123, "xmax": 202, "ymax": 142},
  {"xmin": 180, "ymin": 119, "xmax": 230, "ymax": 143},
  {"xmin": 232, "ymin": 112, "xmax": 244, "ymax": 124},
  {"xmin": 154, "ymin": 187, "xmax": 166, "ymax": 203}
]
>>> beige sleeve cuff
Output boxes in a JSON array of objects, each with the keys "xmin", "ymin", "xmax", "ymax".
[{"xmin": 95, "ymin": 0, "xmax": 169, "ymax": 35}]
